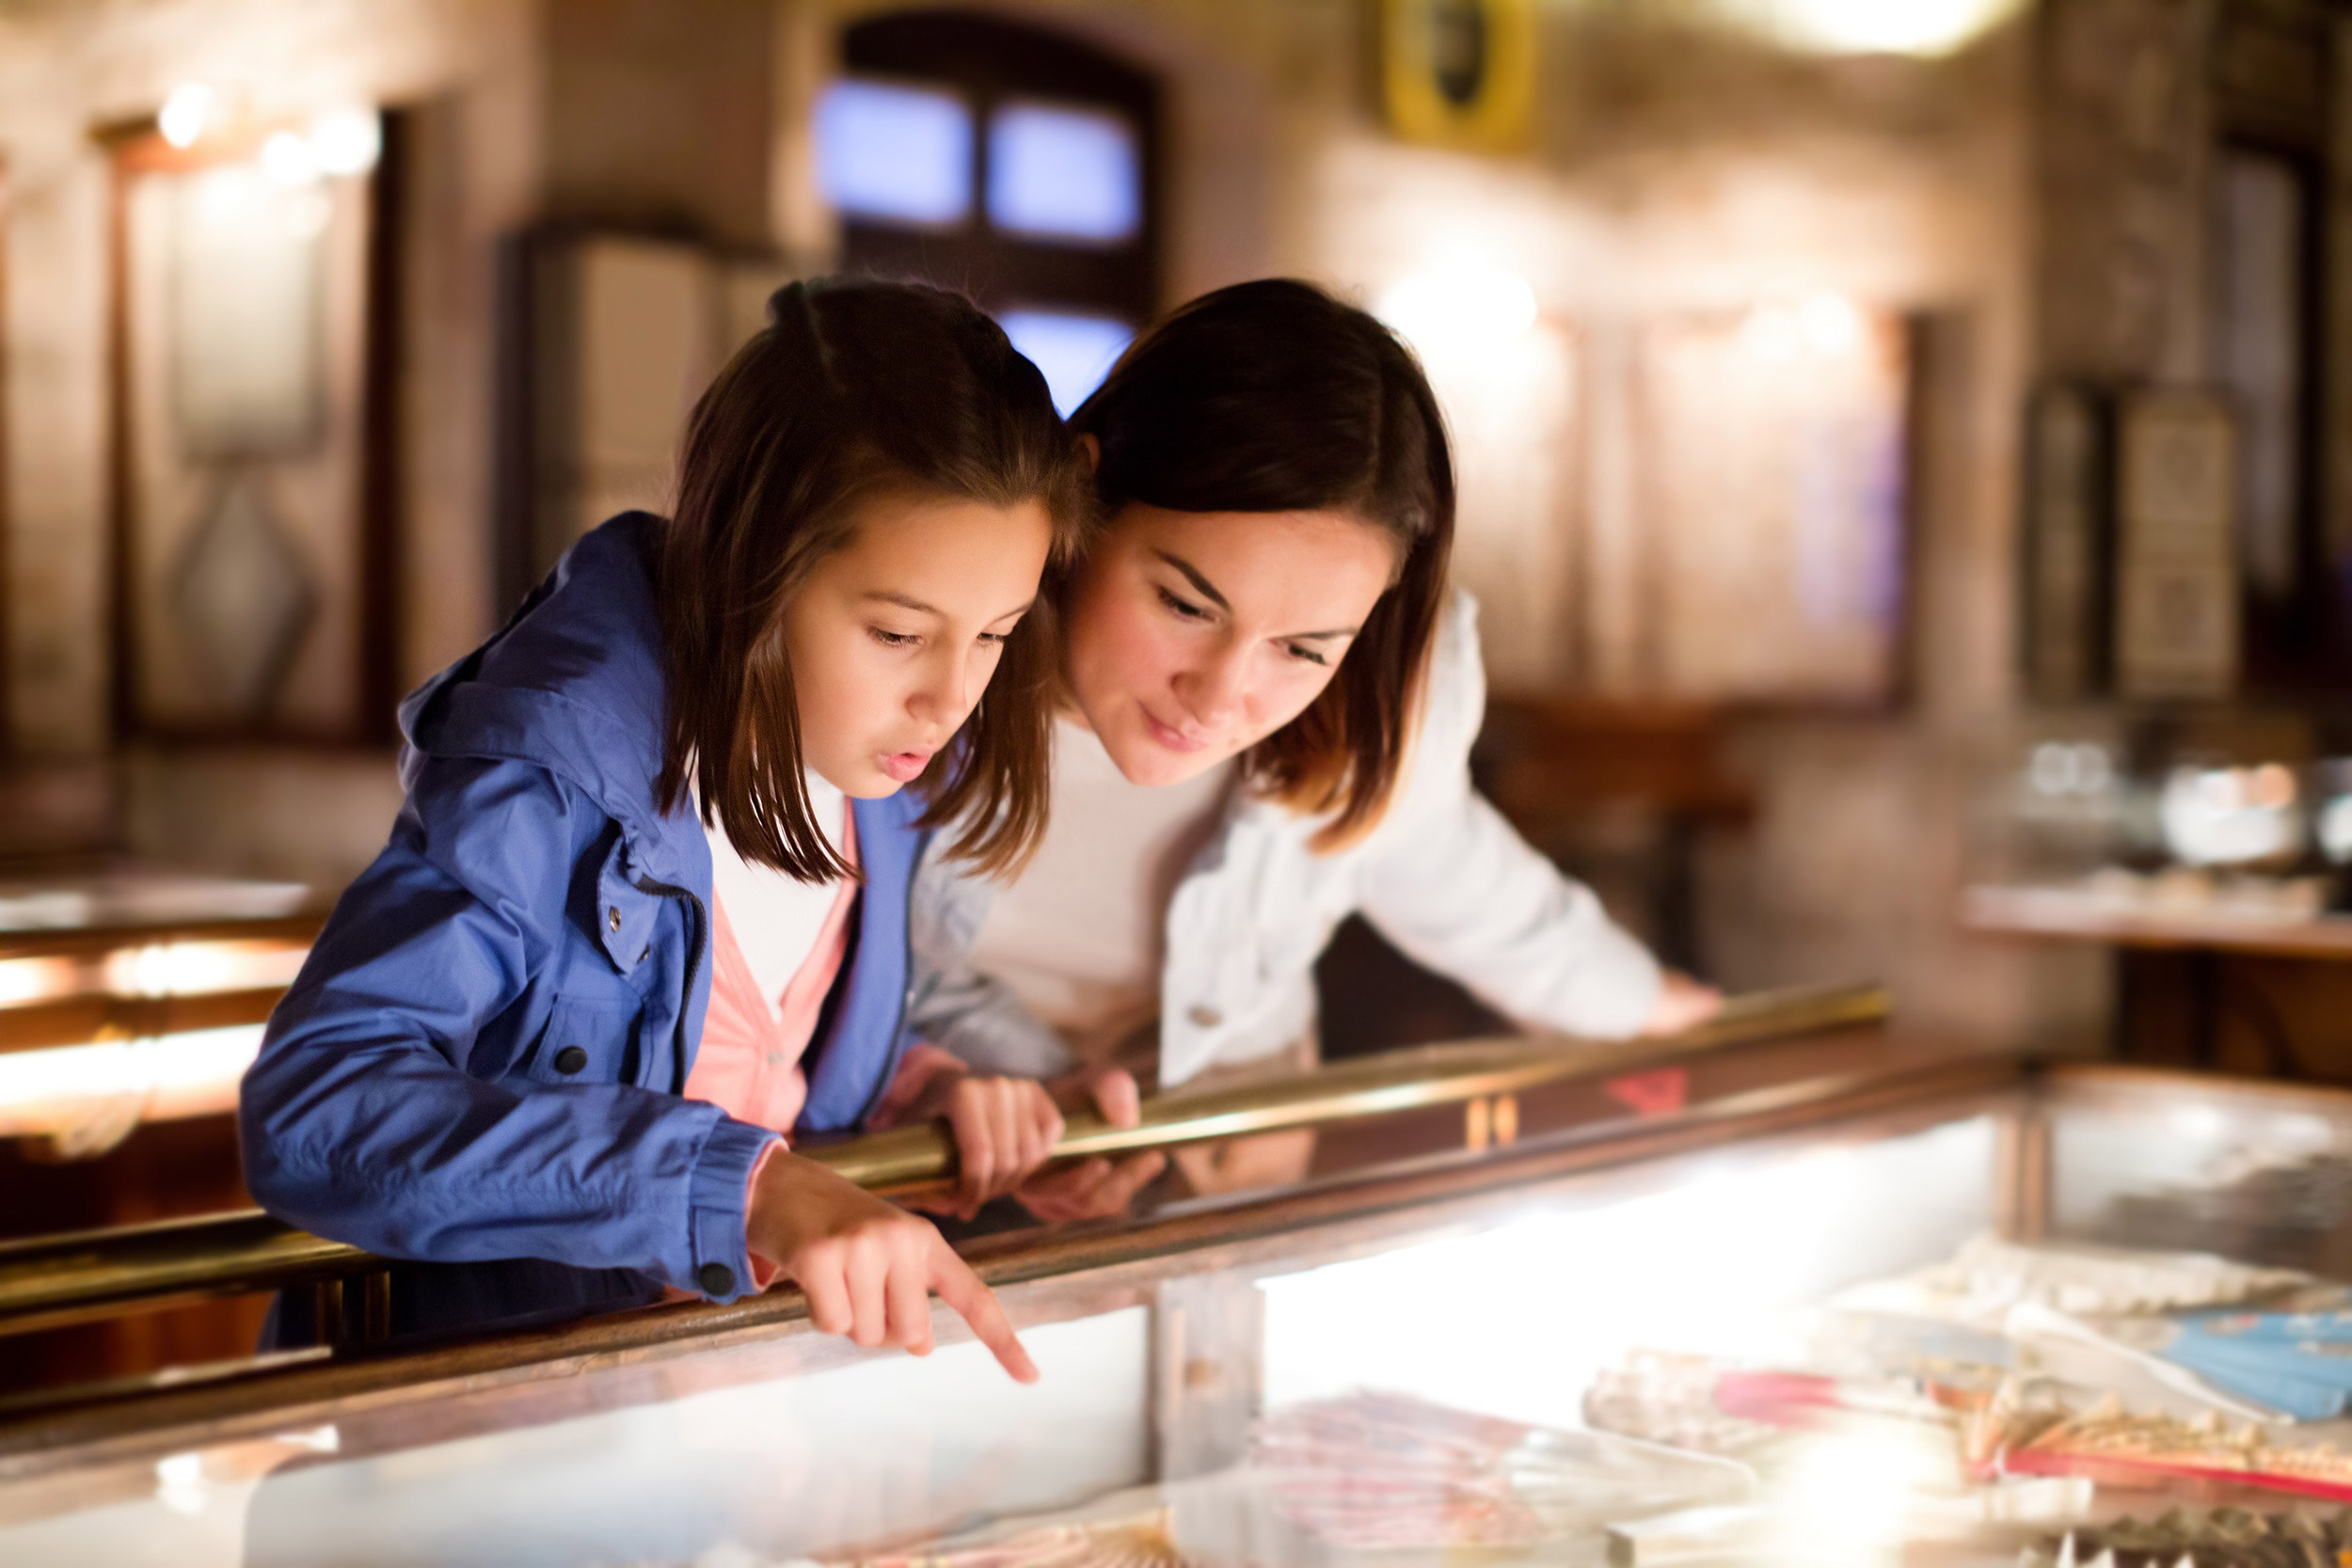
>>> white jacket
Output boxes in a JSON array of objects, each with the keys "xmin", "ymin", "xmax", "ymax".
[{"xmin": 908, "ymin": 591, "xmax": 1664, "ymax": 1088}]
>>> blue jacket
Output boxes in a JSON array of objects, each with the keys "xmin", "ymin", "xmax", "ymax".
[{"xmin": 240, "ymin": 513, "xmax": 923, "ymax": 1307}]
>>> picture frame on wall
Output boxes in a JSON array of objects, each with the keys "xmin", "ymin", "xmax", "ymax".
[
  {"xmin": 1630, "ymin": 303, "xmax": 1916, "ymax": 708},
  {"xmin": 102, "ymin": 108, "xmax": 401, "ymax": 744},
  {"xmin": 1380, "ymin": 0, "xmax": 1538, "ymax": 153},
  {"xmin": 2112, "ymin": 389, "xmax": 2239, "ymax": 700}
]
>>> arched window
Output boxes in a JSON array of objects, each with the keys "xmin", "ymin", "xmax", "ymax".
[{"xmin": 815, "ymin": 9, "xmax": 1159, "ymax": 413}]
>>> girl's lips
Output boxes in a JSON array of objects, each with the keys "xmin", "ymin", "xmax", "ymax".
[
  {"xmin": 1142, "ymin": 710, "xmax": 1209, "ymax": 754},
  {"xmin": 879, "ymin": 750, "xmax": 934, "ymax": 784}
]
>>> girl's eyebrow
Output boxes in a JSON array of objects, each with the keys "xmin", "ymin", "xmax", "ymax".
[
  {"xmin": 866, "ymin": 589, "xmax": 1037, "ymax": 624},
  {"xmin": 1152, "ymin": 550, "xmax": 1357, "ymax": 641},
  {"xmin": 864, "ymin": 590, "xmax": 941, "ymax": 615}
]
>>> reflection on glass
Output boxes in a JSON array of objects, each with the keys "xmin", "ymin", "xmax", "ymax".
[
  {"xmin": 998, "ymin": 309, "xmax": 1133, "ymax": 417},
  {"xmin": 2214, "ymin": 150, "xmax": 2306, "ymax": 602},
  {"xmin": 986, "ymin": 101, "xmax": 1140, "ymax": 243},
  {"xmin": 0, "ymin": 1024, "xmax": 261, "ymax": 1140},
  {"xmin": 815, "ymin": 79, "xmax": 974, "ymax": 226},
  {"xmin": 2158, "ymin": 763, "xmax": 2304, "ymax": 868},
  {"xmin": 2318, "ymin": 761, "xmax": 2352, "ymax": 866},
  {"xmin": 2026, "ymin": 741, "xmax": 2113, "ymax": 800}
]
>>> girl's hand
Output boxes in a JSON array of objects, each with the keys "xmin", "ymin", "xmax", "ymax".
[
  {"xmin": 1642, "ymin": 971, "xmax": 1724, "ymax": 1036},
  {"xmin": 911, "ymin": 1069, "xmax": 1066, "ymax": 1220},
  {"xmin": 1014, "ymin": 1066, "xmax": 1166, "ymax": 1223},
  {"xmin": 746, "ymin": 1149, "xmax": 1038, "ymax": 1383}
]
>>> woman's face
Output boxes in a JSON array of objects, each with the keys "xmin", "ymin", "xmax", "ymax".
[
  {"xmin": 781, "ymin": 490, "xmax": 1053, "ymax": 798},
  {"xmin": 1062, "ymin": 502, "xmax": 1399, "ymax": 787}
]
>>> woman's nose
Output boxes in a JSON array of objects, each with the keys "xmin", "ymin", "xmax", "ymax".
[{"xmin": 1176, "ymin": 641, "xmax": 1248, "ymax": 727}]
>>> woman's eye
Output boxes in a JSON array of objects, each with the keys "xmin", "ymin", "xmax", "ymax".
[
  {"xmin": 977, "ymin": 631, "xmax": 1008, "ymax": 647},
  {"xmin": 867, "ymin": 627, "xmax": 920, "ymax": 649},
  {"xmin": 1283, "ymin": 643, "xmax": 1332, "ymax": 668},
  {"xmin": 1156, "ymin": 586, "xmax": 1210, "ymax": 621}
]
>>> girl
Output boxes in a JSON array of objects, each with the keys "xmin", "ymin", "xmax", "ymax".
[
  {"xmin": 241, "ymin": 279, "xmax": 1096, "ymax": 1376},
  {"xmin": 911, "ymin": 279, "xmax": 1720, "ymax": 1216}
]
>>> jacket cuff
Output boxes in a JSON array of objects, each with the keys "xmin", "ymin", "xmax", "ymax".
[{"xmin": 687, "ymin": 1116, "xmax": 780, "ymax": 1302}]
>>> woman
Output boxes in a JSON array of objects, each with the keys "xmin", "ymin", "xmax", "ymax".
[{"xmin": 910, "ymin": 278, "xmax": 1719, "ymax": 1212}]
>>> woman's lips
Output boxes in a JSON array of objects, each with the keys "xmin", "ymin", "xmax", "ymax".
[
  {"xmin": 1142, "ymin": 710, "xmax": 1209, "ymax": 754},
  {"xmin": 878, "ymin": 749, "xmax": 934, "ymax": 784}
]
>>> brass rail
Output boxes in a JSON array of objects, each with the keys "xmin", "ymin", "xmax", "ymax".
[
  {"xmin": 0, "ymin": 1213, "xmax": 371, "ymax": 1340},
  {"xmin": 0, "ymin": 982, "xmax": 1883, "ymax": 1338},
  {"xmin": 802, "ymin": 981, "xmax": 1885, "ymax": 1186}
]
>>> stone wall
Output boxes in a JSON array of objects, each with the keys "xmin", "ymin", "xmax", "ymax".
[
  {"xmin": 0, "ymin": 0, "xmax": 775, "ymax": 882},
  {"xmin": 0, "ymin": 0, "xmax": 2115, "ymax": 1048}
]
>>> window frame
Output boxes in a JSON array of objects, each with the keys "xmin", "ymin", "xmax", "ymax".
[{"xmin": 833, "ymin": 9, "xmax": 1161, "ymax": 326}]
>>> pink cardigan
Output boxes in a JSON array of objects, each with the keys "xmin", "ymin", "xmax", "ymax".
[{"xmin": 685, "ymin": 809, "xmax": 962, "ymax": 1284}]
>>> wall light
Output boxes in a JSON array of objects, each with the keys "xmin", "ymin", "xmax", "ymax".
[
  {"xmin": 103, "ymin": 939, "xmax": 307, "ymax": 999},
  {"xmin": 0, "ymin": 957, "xmax": 72, "ymax": 1008},
  {"xmin": 260, "ymin": 130, "xmax": 321, "ymax": 185},
  {"xmin": 1800, "ymin": 292, "xmax": 1863, "ymax": 355},
  {"xmin": 309, "ymin": 109, "xmax": 382, "ymax": 177},
  {"xmin": 0, "ymin": 940, "xmax": 304, "ymax": 1007},
  {"xmin": 1717, "ymin": 0, "xmax": 2025, "ymax": 56},
  {"xmin": 158, "ymin": 82, "xmax": 216, "ymax": 149},
  {"xmin": 1374, "ymin": 265, "xmax": 1539, "ymax": 362},
  {"xmin": 1741, "ymin": 292, "xmax": 1866, "ymax": 361},
  {"xmin": 1740, "ymin": 301, "xmax": 1803, "ymax": 362},
  {"xmin": 0, "ymin": 1024, "xmax": 260, "ymax": 1140}
]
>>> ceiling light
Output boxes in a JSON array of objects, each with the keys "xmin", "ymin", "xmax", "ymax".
[
  {"xmin": 1374, "ymin": 266, "xmax": 1539, "ymax": 360},
  {"xmin": 158, "ymin": 82, "xmax": 215, "ymax": 149},
  {"xmin": 1734, "ymin": 0, "xmax": 2024, "ymax": 56},
  {"xmin": 260, "ymin": 130, "xmax": 321, "ymax": 185},
  {"xmin": 310, "ymin": 109, "xmax": 381, "ymax": 177}
]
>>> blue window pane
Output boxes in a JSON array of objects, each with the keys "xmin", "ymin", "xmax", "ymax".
[
  {"xmin": 815, "ymin": 79, "xmax": 972, "ymax": 226},
  {"xmin": 999, "ymin": 310, "xmax": 1133, "ymax": 417},
  {"xmin": 986, "ymin": 101, "xmax": 1140, "ymax": 244}
]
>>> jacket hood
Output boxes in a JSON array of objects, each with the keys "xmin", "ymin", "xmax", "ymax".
[{"xmin": 399, "ymin": 513, "xmax": 694, "ymax": 880}]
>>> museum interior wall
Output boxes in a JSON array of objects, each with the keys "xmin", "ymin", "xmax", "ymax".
[{"xmin": 0, "ymin": 0, "xmax": 2345, "ymax": 1076}]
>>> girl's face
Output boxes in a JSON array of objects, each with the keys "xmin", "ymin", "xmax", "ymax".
[
  {"xmin": 780, "ymin": 491, "xmax": 1054, "ymax": 798},
  {"xmin": 1062, "ymin": 503, "xmax": 1398, "ymax": 787}
]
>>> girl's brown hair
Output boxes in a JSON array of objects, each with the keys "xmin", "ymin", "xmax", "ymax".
[
  {"xmin": 656, "ymin": 277, "xmax": 1089, "ymax": 881},
  {"xmin": 1069, "ymin": 278, "xmax": 1454, "ymax": 848}
]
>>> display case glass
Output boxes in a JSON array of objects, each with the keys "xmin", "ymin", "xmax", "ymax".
[{"xmin": 6, "ymin": 1056, "xmax": 2350, "ymax": 1566}]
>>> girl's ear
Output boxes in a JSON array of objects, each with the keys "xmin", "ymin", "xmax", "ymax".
[{"xmin": 1077, "ymin": 432, "xmax": 1101, "ymax": 477}]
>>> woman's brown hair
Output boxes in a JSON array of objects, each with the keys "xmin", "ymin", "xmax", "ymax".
[
  {"xmin": 1069, "ymin": 278, "xmax": 1454, "ymax": 848},
  {"xmin": 656, "ymin": 277, "xmax": 1089, "ymax": 881}
]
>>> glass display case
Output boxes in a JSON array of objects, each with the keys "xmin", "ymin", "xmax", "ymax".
[{"xmin": 3, "ymin": 1044, "xmax": 2349, "ymax": 1566}]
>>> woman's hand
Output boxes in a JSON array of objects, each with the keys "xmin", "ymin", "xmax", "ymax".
[
  {"xmin": 746, "ymin": 1149, "xmax": 1038, "ymax": 1383},
  {"xmin": 1013, "ymin": 1066, "xmax": 1167, "ymax": 1222},
  {"xmin": 1642, "ymin": 971, "xmax": 1724, "ymax": 1036},
  {"xmin": 911, "ymin": 1069, "xmax": 1067, "ymax": 1220}
]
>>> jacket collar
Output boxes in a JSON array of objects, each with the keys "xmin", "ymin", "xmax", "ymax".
[{"xmin": 398, "ymin": 513, "xmax": 702, "ymax": 886}]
